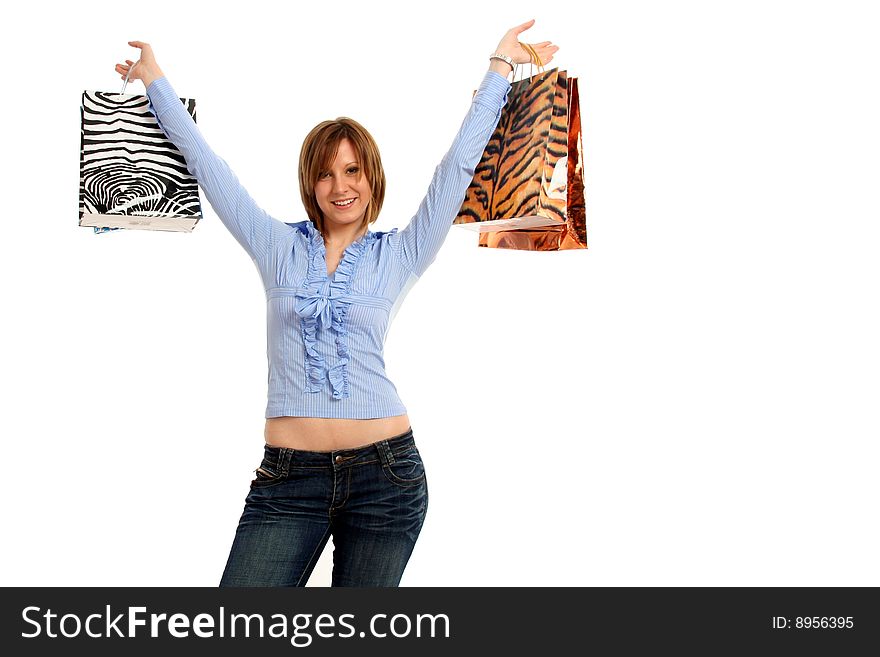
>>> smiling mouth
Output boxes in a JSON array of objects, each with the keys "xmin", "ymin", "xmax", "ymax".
[{"xmin": 331, "ymin": 198, "xmax": 356, "ymax": 207}]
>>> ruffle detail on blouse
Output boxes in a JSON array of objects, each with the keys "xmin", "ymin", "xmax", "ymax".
[
  {"xmin": 328, "ymin": 301, "xmax": 351, "ymax": 399},
  {"xmin": 299, "ymin": 313, "xmax": 325, "ymax": 393},
  {"xmin": 294, "ymin": 221, "xmax": 377, "ymax": 399}
]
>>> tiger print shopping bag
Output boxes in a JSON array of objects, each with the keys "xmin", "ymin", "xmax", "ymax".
[
  {"xmin": 79, "ymin": 90, "xmax": 202, "ymax": 233},
  {"xmin": 455, "ymin": 69, "xmax": 586, "ymax": 251}
]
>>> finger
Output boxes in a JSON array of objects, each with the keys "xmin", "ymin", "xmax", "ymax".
[
  {"xmin": 534, "ymin": 45, "xmax": 559, "ymax": 59},
  {"xmin": 527, "ymin": 43, "xmax": 556, "ymax": 55},
  {"xmin": 511, "ymin": 18, "xmax": 535, "ymax": 35}
]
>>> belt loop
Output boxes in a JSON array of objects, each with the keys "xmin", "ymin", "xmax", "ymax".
[
  {"xmin": 279, "ymin": 448, "xmax": 293, "ymax": 477},
  {"xmin": 377, "ymin": 439, "xmax": 395, "ymax": 466}
]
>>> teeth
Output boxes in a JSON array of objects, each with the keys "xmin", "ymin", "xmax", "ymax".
[{"xmin": 332, "ymin": 199, "xmax": 355, "ymax": 207}]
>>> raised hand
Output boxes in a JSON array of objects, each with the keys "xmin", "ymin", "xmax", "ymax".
[
  {"xmin": 114, "ymin": 41, "xmax": 165, "ymax": 89},
  {"xmin": 495, "ymin": 19, "xmax": 559, "ymax": 67}
]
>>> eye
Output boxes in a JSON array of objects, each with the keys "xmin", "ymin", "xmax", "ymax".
[
  {"xmin": 347, "ymin": 166, "xmax": 360, "ymax": 175},
  {"xmin": 317, "ymin": 171, "xmax": 331, "ymax": 180}
]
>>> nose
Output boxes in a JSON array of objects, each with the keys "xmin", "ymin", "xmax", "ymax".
[{"xmin": 331, "ymin": 176, "xmax": 349, "ymax": 195}]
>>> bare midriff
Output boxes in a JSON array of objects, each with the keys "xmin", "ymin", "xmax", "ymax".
[{"xmin": 264, "ymin": 414, "xmax": 412, "ymax": 452}]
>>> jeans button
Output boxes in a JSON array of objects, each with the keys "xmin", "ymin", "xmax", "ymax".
[{"xmin": 334, "ymin": 455, "xmax": 343, "ymax": 464}]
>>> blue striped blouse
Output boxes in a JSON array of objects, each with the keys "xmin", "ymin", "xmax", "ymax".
[{"xmin": 146, "ymin": 71, "xmax": 510, "ymax": 419}]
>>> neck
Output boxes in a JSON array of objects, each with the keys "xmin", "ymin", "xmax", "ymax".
[{"xmin": 322, "ymin": 221, "xmax": 368, "ymax": 250}]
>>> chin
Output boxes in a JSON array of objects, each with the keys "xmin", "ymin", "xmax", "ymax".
[{"xmin": 325, "ymin": 214, "xmax": 367, "ymax": 230}]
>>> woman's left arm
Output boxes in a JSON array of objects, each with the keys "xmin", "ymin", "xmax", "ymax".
[{"xmin": 392, "ymin": 20, "xmax": 559, "ymax": 278}]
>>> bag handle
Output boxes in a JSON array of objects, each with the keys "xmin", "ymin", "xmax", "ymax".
[
  {"xmin": 120, "ymin": 60, "xmax": 138, "ymax": 95},
  {"xmin": 513, "ymin": 41, "xmax": 545, "ymax": 82}
]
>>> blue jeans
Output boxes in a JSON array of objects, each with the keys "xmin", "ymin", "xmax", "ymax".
[{"xmin": 219, "ymin": 428, "xmax": 428, "ymax": 587}]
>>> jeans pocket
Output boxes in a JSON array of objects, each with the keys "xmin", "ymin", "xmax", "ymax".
[
  {"xmin": 250, "ymin": 457, "xmax": 286, "ymax": 489},
  {"xmin": 381, "ymin": 447, "xmax": 427, "ymax": 488}
]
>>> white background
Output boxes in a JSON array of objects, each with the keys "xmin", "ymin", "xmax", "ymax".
[{"xmin": 1, "ymin": 0, "xmax": 878, "ymax": 586}]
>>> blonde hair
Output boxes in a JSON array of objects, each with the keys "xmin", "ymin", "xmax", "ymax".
[{"xmin": 298, "ymin": 117, "xmax": 386, "ymax": 235}]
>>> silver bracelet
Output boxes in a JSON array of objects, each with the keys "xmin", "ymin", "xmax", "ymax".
[{"xmin": 489, "ymin": 52, "xmax": 514, "ymax": 70}]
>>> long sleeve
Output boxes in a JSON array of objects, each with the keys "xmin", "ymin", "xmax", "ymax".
[
  {"xmin": 145, "ymin": 76, "xmax": 290, "ymax": 264},
  {"xmin": 392, "ymin": 71, "xmax": 511, "ymax": 278}
]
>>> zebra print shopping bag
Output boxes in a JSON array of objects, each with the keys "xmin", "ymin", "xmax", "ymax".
[
  {"xmin": 455, "ymin": 69, "xmax": 586, "ymax": 251},
  {"xmin": 79, "ymin": 90, "xmax": 202, "ymax": 233}
]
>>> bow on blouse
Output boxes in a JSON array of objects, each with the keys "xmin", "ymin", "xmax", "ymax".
[{"xmin": 294, "ymin": 279, "xmax": 346, "ymax": 327}]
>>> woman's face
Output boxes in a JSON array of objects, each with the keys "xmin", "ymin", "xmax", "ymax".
[{"xmin": 314, "ymin": 138, "xmax": 372, "ymax": 235}]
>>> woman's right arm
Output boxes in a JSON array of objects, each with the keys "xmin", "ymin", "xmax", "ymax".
[{"xmin": 117, "ymin": 42, "xmax": 288, "ymax": 264}]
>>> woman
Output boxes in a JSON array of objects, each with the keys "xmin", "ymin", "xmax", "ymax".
[{"xmin": 116, "ymin": 20, "xmax": 558, "ymax": 587}]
